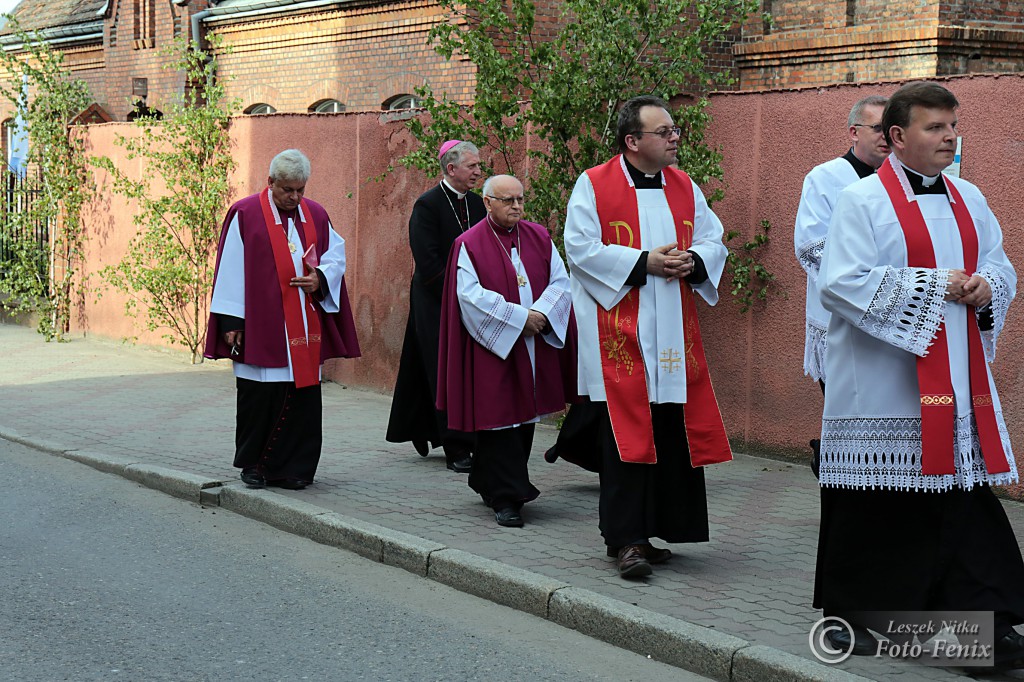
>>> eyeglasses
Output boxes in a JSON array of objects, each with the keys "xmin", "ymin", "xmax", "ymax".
[
  {"xmin": 486, "ymin": 195, "xmax": 525, "ymax": 206},
  {"xmin": 633, "ymin": 126, "xmax": 681, "ymax": 139},
  {"xmin": 853, "ymin": 123, "xmax": 883, "ymax": 134}
]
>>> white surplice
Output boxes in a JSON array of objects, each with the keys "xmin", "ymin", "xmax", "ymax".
[
  {"xmin": 794, "ymin": 156, "xmax": 860, "ymax": 381},
  {"xmin": 210, "ymin": 195, "xmax": 347, "ymax": 383},
  {"xmin": 818, "ymin": 159, "xmax": 1017, "ymax": 492},
  {"xmin": 454, "ymin": 238, "xmax": 572, "ymax": 428},
  {"xmin": 563, "ymin": 164, "xmax": 727, "ymax": 403}
]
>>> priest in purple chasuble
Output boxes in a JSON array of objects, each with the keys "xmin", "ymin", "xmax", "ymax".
[
  {"xmin": 558, "ymin": 96, "xmax": 731, "ymax": 580},
  {"xmin": 204, "ymin": 149, "xmax": 360, "ymax": 490},
  {"xmin": 437, "ymin": 175, "xmax": 577, "ymax": 528},
  {"xmin": 815, "ymin": 82, "xmax": 1024, "ymax": 663}
]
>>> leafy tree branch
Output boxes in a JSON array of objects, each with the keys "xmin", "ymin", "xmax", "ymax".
[{"xmin": 92, "ymin": 36, "xmax": 240, "ymax": 363}]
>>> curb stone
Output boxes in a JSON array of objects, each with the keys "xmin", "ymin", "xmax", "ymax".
[
  {"xmin": 216, "ymin": 485, "xmax": 448, "ymax": 574},
  {"xmin": 731, "ymin": 645, "xmax": 874, "ymax": 682},
  {"xmin": 121, "ymin": 463, "xmax": 223, "ymax": 503},
  {"xmin": 428, "ymin": 548, "xmax": 569, "ymax": 618},
  {"xmin": 62, "ymin": 449, "xmax": 144, "ymax": 475},
  {"xmin": 0, "ymin": 427, "xmax": 69, "ymax": 455},
  {"xmin": 549, "ymin": 586, "xmax": 745, "ymax": 681}
]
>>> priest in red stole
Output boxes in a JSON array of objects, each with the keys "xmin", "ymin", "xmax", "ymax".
[
  {"xmin": 437, "ymin": 175, "xmax": 576, "ymax": 528},
  {"xmin": 815, "ymin": 82, "xmax": 1024, "ymax": 664},
  {"xmin": 560, "ymin": 96, "xmax": 731, "ymax": 580},
  {"xmin": 205, "ymin": 149, "xmax": 360, "ymax": 490}
]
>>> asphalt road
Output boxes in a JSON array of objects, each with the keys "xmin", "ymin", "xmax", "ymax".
[{"xmin": 0, "ymin": 438, "xmax": 712, "ymax": 681}]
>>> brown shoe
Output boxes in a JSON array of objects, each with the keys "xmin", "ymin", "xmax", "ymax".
[
  {"xmin": 606, "ymin": 543, "xmax": 672, "ymax": 564},
  {"xmin": 616, "ymin": 545, "xmax": 653, "ymax": 579}
]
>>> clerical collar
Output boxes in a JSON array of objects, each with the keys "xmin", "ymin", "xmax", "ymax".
[
  {"xmin": 441, "ymin": 178, "xmax": 467, "ymax": 200},
  {"xmin": 842, "ymin": 148, "xmax": 876, "ymax": 179},
  {"xmin": 486, "ymin": 215, "xmax": 517, "ymax": 234},
  {"xmin": 623, "ymin": 157, "xmax": 663, "ymax": 189},
  {"xmin": 278, "ymin": 207, "xmax": 298, "ymax": 226},
  {"xmin": 900, "ymin": 163, "xmax": 947, "ymax": 195}
]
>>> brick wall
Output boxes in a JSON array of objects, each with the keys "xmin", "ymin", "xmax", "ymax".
[
  {"xmin": 941, "ymin": 0, "xmax": 1024, "ymax": 28},
  {"xmin": 737, "ymin": 0, "xmax": 1024, "ymax": 88},
  {"xmin": 97, "ymin": 0, "xmax": 208, "ymax": 120},
  {"xmin": 209, "ymin": 0, "xmax": 476, "ymax": 113}
]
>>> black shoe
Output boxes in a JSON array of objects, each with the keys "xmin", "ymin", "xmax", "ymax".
[
  {"xmin": 495, "ymin": 507, "xmax": 524, "ymax": 527},
  {"xmin": 810, "ymin": 439, "xmax": 821, "ymax": 478},
  {"xmin": 447, "ymin": 456, "xmax": 472, "ymax": 473},
  {"xmin": 825, "ymin": 622, "xmax": 877, "ymax": 656},
  {"xmin": 606, "ymin": 543, "xmax": 671, "ymax": 564},
  {"xmin": 413, "ymin": 440, "xmax": 429, "ymax": 457},
  {"xmin": 544, "ymin": 446, "xmax": 559, "ymax": 464},
  {"xmin": 267, "ymin": 478, "xmax": 309, "ymax": 490},
  {"xmin": 240, "ymin": 468, "xmax": 265, "ymax": 487},
  {"xmin": 994, "ymin": 630, "xmax": 1024, "ymax": 669}
]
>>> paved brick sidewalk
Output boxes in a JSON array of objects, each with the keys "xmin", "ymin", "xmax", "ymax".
[{"xmin": 3, "ymin": 323, "xmax": 1022, "ymax": 681}]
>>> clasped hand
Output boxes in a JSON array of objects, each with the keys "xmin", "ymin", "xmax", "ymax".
[
  {"xmin": 522, "ymin": 310, "xmax": 548, "ymax": 337},
  {"xmin": 290, "ymin": 265, "xmax": 321, "ymax": 294},
  {"xmin": 647, "ymin": 243, "xmax": 693, "ymax": 282},
  {"xmin": 945, "ymin": 269, "xmax": 991, "ymax": 307}
]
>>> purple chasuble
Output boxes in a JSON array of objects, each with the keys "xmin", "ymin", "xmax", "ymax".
[
  {"xmin": 204, "ymin": 191, "xmax": 360, "ymax": 366},
  {"xmin": 437, "ymin": 218, "xmax": 577, "ymax": 432}
]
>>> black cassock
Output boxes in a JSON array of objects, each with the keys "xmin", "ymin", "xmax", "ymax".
[{"xmin": 386, "ymin": 183, "xmax": 485, "ymax": 454}]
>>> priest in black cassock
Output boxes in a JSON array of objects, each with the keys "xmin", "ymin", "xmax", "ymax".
[{"xmin": 386, "ymin": 140, "xmax": 485, "ymax": 473}]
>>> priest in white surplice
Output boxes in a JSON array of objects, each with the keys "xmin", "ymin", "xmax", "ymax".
[
  {"xmin": 794, "ymin": 94, "xmax": 889, "ymax": 475},
  {"xmin": 437, "ymin": 175, "xmax": 576, "ymax": 529},
  {"xmin": 559, "ymin": 95, "xmax": 732, "ymax": 580},
  {"xmin": 815, "ymin": 82, "xmax": 1024, "ymax": 665}
]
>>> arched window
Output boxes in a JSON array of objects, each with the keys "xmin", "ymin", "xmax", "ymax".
[
  {"xmin": 310, "ymin": 99, "xmax": 345, "ymax": 114},
  {"xmin": 245, "ymin": 103, "xmax": 276, "ymax": 115},
  {"xmin": 383, "ymin": 94, "xmax": 423, "ymax": 110}
]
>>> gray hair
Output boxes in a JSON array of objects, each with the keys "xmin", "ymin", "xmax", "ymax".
[
  {"xmin": 269, "ymin": 149, "xmax": 311, "ymax": 182},
  {"xmin": 848, "ymin": 95, "xmax": 889, "ymax": 128},
  {"xmin": 482, "ymin": 174, "xmax": 521, "ymax": 197},
  {"xmin": 440, "ymin": 141, "xmax": 479, "ymax": 175}
]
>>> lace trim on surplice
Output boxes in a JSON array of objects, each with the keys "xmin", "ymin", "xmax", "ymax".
[
  {"xmin": 858, "ymin": 266, "xmax": 948, "ymax": 356},
  {"xmin": 819, "ymin": 413, "xmax": 1018, "ymax": 492},
  {"xmin": 803, "ymin": 318, "xmax": 827, "ymax": 382},
  {"xmin": 976, "ymin": 264, "xmax": 1012, "ymax": 361},
  {"xmin": 796, "ymin": 236, "xmax": 826, "ymax": 278}
]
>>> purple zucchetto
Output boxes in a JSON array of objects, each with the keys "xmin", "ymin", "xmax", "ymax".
[{"xmin": 438, "ymin": 139, "xmax": 463, "ymax": 160}]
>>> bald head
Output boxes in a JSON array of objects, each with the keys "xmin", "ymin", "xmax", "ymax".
[{"xmin": 482, "ymin": 175, "xmax": 525, "ymax": 229}]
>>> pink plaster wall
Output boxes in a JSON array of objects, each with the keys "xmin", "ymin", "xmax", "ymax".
[{"xmin": 70, "ymin": 74, "xmax": 1024, "ymax": 482}]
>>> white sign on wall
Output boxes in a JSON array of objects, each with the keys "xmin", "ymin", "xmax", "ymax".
[{"xmin": 942, "ymin": 137, "xmax": 963, "ymax": 178}]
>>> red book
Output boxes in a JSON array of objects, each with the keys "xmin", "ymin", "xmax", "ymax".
[{"xmin": 302, "ymin": 243, "xmax": 319, "ymax": 271}]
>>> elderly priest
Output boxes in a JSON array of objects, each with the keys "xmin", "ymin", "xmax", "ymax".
[{"xmin": 437, "ymin": 174, "xmax": 576, "ymax": 528}]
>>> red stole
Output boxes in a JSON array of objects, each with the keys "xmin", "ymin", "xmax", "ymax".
[
  {"xmin": 878, "ymin": 158, "xmax": 1009, "ymax": 475},
  {"xmin": 258, "ymin": 189, "xmax": 323, "ymax": 389},
  {"xmin": 585, "ymin": 156, "xmax": 731, "ymax": 466}
]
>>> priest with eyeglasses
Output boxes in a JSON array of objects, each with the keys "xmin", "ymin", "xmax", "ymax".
[
  {"xmin": 557, "ymin": 95, "xmax": 732, "ymax": 579},
  {"xmin": 437, "ymin": 174, "xmax": 576, "ymax": 528}
]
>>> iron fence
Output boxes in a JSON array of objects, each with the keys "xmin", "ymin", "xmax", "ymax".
[{"xmin": 0, "ymin": 166, "xmax": 49, "ymax": 283}]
